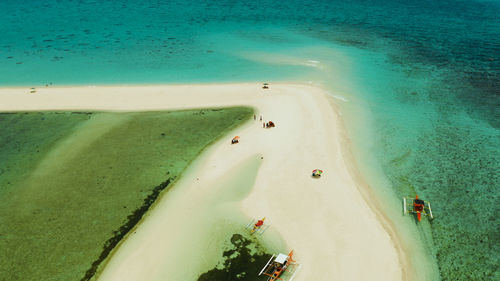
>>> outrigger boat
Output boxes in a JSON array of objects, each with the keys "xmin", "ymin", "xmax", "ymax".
[
  {"xmin": 245, "ymin": 217, "xmax": 269, "ymax": 235},
  {"xmin": 403, "ymin": 195, "xmax": 433, "ymax": 222},
  {"xmin": 259, "ymin": 250, "xmax": 301, "ymax": 281}
]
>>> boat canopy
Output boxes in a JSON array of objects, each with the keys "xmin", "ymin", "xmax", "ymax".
[{"xmin": 275, "ymin": 253, "xmax": 288, "ymax": 264}]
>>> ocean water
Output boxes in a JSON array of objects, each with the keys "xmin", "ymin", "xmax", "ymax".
[{"xmin": 1, "ymin": 0, "xmax": 499, "ymax": 280}]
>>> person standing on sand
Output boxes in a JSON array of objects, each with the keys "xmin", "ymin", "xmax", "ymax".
[
  {"xmin": 254, "ymin": 114, "xmax": 256, "ymax": 120},
  {"xmin": 263, "ymin": 122, "xmax": 265, "ymax": 128},
  {"xmin": 259, "ymin": 115, "xmax": 262, "ymax": 121}
]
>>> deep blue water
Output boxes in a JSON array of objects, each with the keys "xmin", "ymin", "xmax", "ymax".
[{"xmin": 1, "ymin": 0, "xmax": 499, "ymax": 280}]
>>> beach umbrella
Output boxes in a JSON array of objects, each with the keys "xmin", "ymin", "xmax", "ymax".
[
  {"xmin": 263, "ymin": 83, "xmax": 269, "ymax": 85},
  {"xmin": 312, "ymin": 169, "xmax": 323, "ymax": 176},
  {"xmin": 233, "ymin": 136, "xmax": 240, "ymax": 140}
]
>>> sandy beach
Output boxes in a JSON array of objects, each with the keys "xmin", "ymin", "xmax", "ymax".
[{"xmin": 0, "ymin": 83, "xmax": 405, "ymax": 280}]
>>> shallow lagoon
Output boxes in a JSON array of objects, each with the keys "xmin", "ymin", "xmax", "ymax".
[{"xmin": 0, "ymin": 108, "xmax": 253, "ymax": 281}]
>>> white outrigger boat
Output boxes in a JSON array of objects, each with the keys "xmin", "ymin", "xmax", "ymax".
[
  {"xmin": 245, "ymin": 217, "xmax": 270, "ymax": 235},
  {"xmin": 403, "ymin": 195, "xmax": 433, "ymax": 222},
  {"xmin": 259, "ymin": 250, "xmax": 301, "ymax": 281}
]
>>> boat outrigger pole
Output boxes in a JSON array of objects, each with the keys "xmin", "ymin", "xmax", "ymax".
[
  {"xmin": 259, "ymin": 255, "xmax": 275, "ymax": 276},
  {"xmin": 428, "ymin": 202, "xmax": 433, "ymax": 219}
]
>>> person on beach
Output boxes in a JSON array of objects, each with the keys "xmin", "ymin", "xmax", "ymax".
[
  {"xmin": 254, "ymin": 114, "xmax": 256, "ymax": 120},
  {"xmin": 259, "ymin": 115, "xmax": 262, "ymax": 121},
  {"xmin": 263, "ymin": 122, "xmax": 265, "ymax": 128}
]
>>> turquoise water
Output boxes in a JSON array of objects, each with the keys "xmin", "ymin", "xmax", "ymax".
[{"xmin": 1, "ymin": 0, "xmax": 499, "ymax": 280}]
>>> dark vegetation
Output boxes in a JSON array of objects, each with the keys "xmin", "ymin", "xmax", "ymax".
[
  {"xmin": 198, "ymin": 234, "xmax": 271, "ymax": 281},
  {"xmin": 81, "ymin": 176, "xmax": 174, "ymax": 281}
]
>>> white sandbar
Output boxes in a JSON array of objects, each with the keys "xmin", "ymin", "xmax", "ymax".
[{"xmin": 0, "ymin": 83, "xmax": 408, "ymax": 280}]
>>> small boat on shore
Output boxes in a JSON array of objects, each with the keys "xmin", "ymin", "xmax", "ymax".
[
  {"xmin": 245, "ymin": 217, "xmax": 269, "ymax": 235},
  {"xmin": 403, "ymin": 195, "xmax": 433, "ymax": 222},
  {"xmin": 259, "ymin": 250, "xmax": 301, "ymax": 281}
]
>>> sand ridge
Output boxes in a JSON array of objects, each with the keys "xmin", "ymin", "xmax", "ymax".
[{"xmin": 0, "ymin": 83, "xmax": 404, "ymax": 280}]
